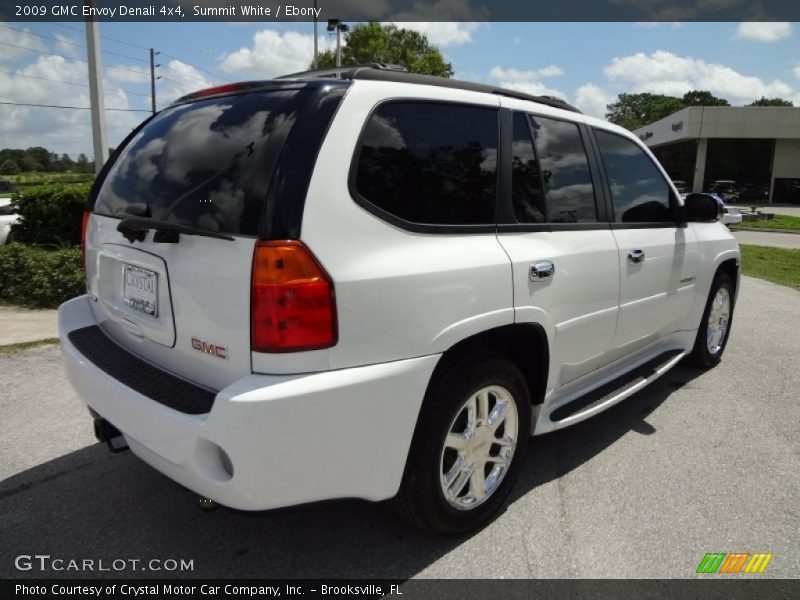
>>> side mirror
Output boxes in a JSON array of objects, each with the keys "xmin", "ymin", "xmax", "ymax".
[{"xmin": 683, "ymin": 193, "xmax": 721, "ymax": 223}]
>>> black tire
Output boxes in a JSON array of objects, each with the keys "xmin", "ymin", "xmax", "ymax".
[
  {"xmin": 393, "ymin": 352, "xmax": 531, "ymax": 536},
  {"xmin": 686, "ymin": 272, "xmax": 735, "ymax": 368}
]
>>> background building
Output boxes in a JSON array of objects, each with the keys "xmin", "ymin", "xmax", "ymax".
[{"xmin": 634, "ymin": 107, "xmax": 800, "ymax": 204}]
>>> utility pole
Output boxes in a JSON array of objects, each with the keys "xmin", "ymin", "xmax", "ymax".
[
  {"xmin": 84, "ymin": 0, "xmax": 108, "ymax": 173},
  {"xmin": 149, "ymin": 48, "xmax": 159, "ymax": 114},
  {"xmin": 312, "ymin": 0, "xmax": 318, "ymax": 69}
]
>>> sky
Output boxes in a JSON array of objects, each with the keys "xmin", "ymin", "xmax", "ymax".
[{"xmin": 0, "ymin": 20, "xmax": 798, "ymax": 159}]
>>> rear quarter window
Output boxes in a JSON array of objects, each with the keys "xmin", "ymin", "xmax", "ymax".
[{"xmin": 354, "ymin": 101, "xmax": 499, "ymax": 227}]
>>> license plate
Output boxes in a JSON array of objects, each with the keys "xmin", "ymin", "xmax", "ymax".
[{"xmin": 122, "ymin": 264, "xmax": 158, "ymax": 317}]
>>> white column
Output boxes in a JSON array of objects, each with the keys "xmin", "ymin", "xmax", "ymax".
[{"xmin": 692, "ymin": 138, "xmax": 707, "ymax": 193}]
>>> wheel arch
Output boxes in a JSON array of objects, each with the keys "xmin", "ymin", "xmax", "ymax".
[{"xmin": 430, "ymin": 323, "xmax": 549, "ymax": 405}]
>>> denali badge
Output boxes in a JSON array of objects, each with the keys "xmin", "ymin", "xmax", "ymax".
[{"xmin": 191, "ymin": 337, "xmax": 228, "ymax": 360}]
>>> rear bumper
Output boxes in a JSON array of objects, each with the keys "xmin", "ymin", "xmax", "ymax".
[{"xmin": 59, "ymin": 295, "xmax": 439, "ymax": 510}]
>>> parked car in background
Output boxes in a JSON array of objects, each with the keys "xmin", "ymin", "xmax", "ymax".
[
  {"xmin": 59, "ymin": 67, "xmax": 740, "ymax": 535},
  {"xmin": 739, "ymin": 183, "xmax": 769, "ymax": 203},
  {"xmin": 708, "ymin": 180, "xmax": 739, "ymax": 203},
  {"xmin": 682, "ymin": 192, "xmax": 741, "ymax": 226},
  {"xmin": 0, "ymin": 180, "xmax": 19, "ymax": 244}
]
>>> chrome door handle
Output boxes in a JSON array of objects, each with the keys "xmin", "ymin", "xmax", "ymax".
[
  {"xmin": 530, "ymin": 260, "xmax": 555, "ymax": 282},
  {"xmin": 627, "ymin": 249, "xmax": 645, "ymax": 264}
]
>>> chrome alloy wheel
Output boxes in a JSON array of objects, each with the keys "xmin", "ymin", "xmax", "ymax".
[
  {"xmin": 707, "ymin": 286, "xmax": 731, "ymax": 355},
  {"xmin": 439, "ymin": 385, "xmax": 519, "ymax": 511}
]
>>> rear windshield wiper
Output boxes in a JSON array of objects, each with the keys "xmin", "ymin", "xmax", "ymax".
[{"xmin": 117, "ymin": 216, "xmax": 235, "ymax": 243}]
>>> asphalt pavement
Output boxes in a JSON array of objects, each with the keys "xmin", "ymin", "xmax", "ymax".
[
  {"xmin": 0, "ymin": 276, "xmax": 798, "ymax": 579},
  {"xmin": 733, "ymin": 230, "xmax": 800, "ymax": 249}
]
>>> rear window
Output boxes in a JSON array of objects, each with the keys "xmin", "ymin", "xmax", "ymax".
[
  {"xmin": 354, "ymin": 101, "xmax": 498, "ymax": 227},
  {"xmin": 93, "ymin": 90, "xmax": 305, "ymax": 237}
]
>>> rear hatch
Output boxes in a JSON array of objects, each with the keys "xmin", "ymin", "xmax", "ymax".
[{"xmin": 84, "ymin": 81, "xmax": 347, "ymax": 390}]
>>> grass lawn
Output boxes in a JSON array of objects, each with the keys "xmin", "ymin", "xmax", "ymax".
[
  {"xmin": 739, "ymin": 244, "xmax": 800, "ymax": 291},
  {"xmin": 0, "ymin": 338, "xmax": 59, "ymax": 356},
  {"xmin": 734, "ymin": 214, "xmax": 800, "ymax": 231}
]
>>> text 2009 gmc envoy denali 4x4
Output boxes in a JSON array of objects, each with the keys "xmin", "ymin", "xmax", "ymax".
[{"xmin": 59, "ymin": 65, "xmax": 739, "ymax": 535}]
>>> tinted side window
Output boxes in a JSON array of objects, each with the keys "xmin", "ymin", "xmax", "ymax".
[
  {"xmin": 531, "ymin": 116, "xmax": 597, "ymax": 223},
  {"xmin": 595, "ymin": 130, "xmax": 674, "ymax": 223},
  {"xmin": 355, "ymin": 102, "xmax": 498, "ymax": 226},
  {"xmin": 511, "ymin": 113, "xmax": 545, "ymax": 223}
]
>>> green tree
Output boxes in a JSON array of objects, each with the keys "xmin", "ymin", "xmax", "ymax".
[
  {"xmin": 314, "ymin": 22, "xmax": 454, "ymax": 78},
  {"xmin": 75, "ymin": 153, "xmax": 93, "ymax": 173},
  {"xmin": 747, "ymin": 97, "xmax": 794, "ymax": 107},
  {"xmin": 0, "ymin": 159, "xmax": 21, "ymax": 175},
  {"xmin": 682, "ymin": 90, "xmax": 730, "ymax": 107},
  {"xmin": 605, "ymin": 93, "xmax": 686, "ymax": 130},
  {"xmin": 25, "ymin": 147, "xmax": 52, "ymax": 171}
]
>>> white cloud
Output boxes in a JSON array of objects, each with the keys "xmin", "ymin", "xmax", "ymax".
[
  {"xmin": 0, "ymin": 26, "xmax": 46, "ymax": 61},
  {"xmin": 604, "ymin": 50, "xmax": 792, "ymax": 104},
  {"xmin": 574, "ymin": 83, "xmax": 615, "ymax": 118},
  {"xmin": 106, "ymin": 64, "xmax": 149, "ymax": 84},
  {"xmin": 0, "ymin": 54, "xmax": 143, "ymax": 158},
  {"xmin": 156, "ymin": 60, "xmax": 214, "ymax": 106},
  {"xmin": 396, "ymin": 22, "xmax": 482, "ymax": 47},
  {"xmin": 735, "ymin": 22, "xmax": 792, "ymax": 42},
  {"xmin": 54, "ymin": 33, "xmax": 80, "ymax": 57},
  {"xmin": 489, "ymin": 66, "xmax": 566, "ymax": 99},
  {"xmin": 795, "ymin": 65, "xmax": 800, "ymax": 79},
  {"xmin": 220, "ymin": 29, "xmax": 334, "ymax": 78},
  {"xmin": 538, "ymin": 65, "xmax": 564, "ymax": 78}
]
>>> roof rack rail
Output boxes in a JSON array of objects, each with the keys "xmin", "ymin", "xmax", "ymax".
[{"xmin": 275, "ymin": 64, "xmax": 582, "ymax": 114}]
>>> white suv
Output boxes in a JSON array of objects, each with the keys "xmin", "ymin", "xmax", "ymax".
[{"xmin": 59, "ymin": 66, "xmax": 739, "ymax": 535}]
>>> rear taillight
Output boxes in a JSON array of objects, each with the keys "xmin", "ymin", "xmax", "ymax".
[
  {"xmin": 251, "ymin": 241, "xmax": 337, "ymax": 353},
  {"xmin": 80, "ymin": 211, "xmax": 90, "ymax": 274}
]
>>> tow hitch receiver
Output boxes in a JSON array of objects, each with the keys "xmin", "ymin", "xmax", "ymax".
[{"xmin": 92, "ymin": 414, "xmax": 130, "ymax": 454}]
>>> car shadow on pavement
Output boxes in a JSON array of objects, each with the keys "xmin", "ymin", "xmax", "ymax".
[{"xmin": 0, "ymin": 365, "xmax": 705, "ymax": 580}]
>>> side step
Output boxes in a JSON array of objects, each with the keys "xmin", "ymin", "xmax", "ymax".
[{"xmin": 549, "ymin": 349, "xmax": 684, "ymax": 423}]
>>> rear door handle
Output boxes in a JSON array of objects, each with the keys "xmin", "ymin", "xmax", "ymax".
[
  {"xmin": 627, "ymin": 249, "xmax": 645, "ymax": 264},
  {"xmin": 530, "ymin": 260, "xmax": 555, "ymax": 282}
]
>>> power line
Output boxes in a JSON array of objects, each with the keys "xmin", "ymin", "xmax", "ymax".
[
  {"xmin": 3, "ymin": 24, "xmax": 148, "ymax": 64},
  {"xmin": 0, "ymin": 23, "xmax": 83, "ymax": 47},
  {"xmin": 55, "ymin": 22, "xmax": 150, "ymax": 51},
  {"xmin": 0, "ymin": 42, "xmax": 147, "ymax": 76},
  {"xmin": 159, "ymin": 51, "xmax": 231, "ymax": 83},
  {"xmin": 0, "ymin": 68, "xmax": 151, "ymax": 98},
  {"xmin": 0, "ymin": 100, "xmax": 150, "ymax": 113},
  {"xmin": 158, "ymin": 66, "xmax": 209, "ymax": 85}
]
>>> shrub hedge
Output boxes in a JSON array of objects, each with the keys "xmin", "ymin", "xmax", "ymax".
[
  {"xmin": 10, "ymin": 182, "xmax": 91, "ymax": 247},
  {"xmin": 0, "ymin": 244, "xmax": 84, "ymax": 308}
]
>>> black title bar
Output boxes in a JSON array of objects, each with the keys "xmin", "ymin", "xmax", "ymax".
[{"xmin": 2, "ymin": 0, "xmax": 800, "ymax": 22}]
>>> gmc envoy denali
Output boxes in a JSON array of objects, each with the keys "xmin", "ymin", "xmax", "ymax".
[{"xmin": 59, "ymin": 65, "xmax": 739, "ymax": 535}]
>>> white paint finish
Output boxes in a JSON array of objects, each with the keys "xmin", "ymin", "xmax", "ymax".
[
  {"xmin": 497, "ymin": 231, "xmax": 620, "ymax": 390},
  {"xmin": 611, "ymin": 226, "xmax": 701, "ymax": 350},
  {"xmin": 86, "ymin": 214, "xmax": 255, "ymax": 391},
  {"xmin": 301, "ymin": 81, "xmax": 514, "ymax": 370},
  {"xmin": 61, "ymin": 294, "xmax": 438, "ymax": 509}
]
